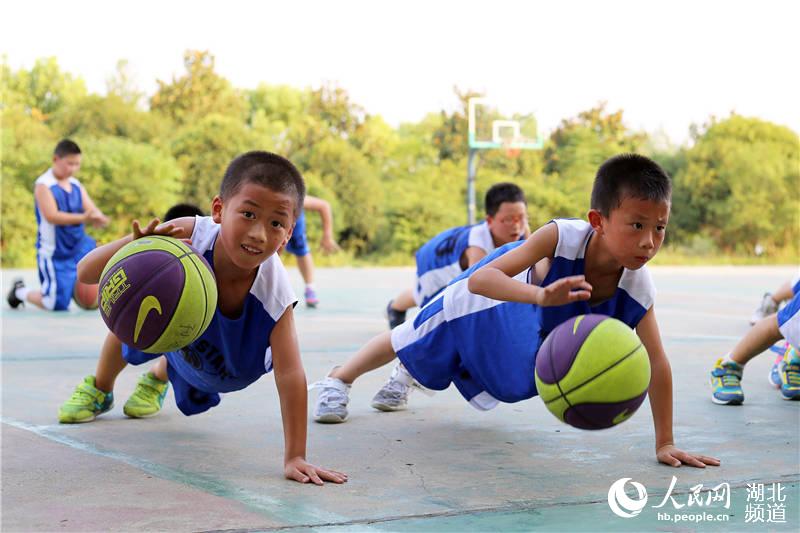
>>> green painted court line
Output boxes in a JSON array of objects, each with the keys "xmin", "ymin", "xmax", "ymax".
[{"xmin": 1, "ymin": 416, "xmax": 352, "ymax": 527}]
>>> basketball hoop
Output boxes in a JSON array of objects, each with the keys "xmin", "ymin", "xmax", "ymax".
[{"xmin": 503, "ymin": 138, "xmax": 522, "ymax": 159}]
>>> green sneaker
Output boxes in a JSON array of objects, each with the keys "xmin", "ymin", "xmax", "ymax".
[
  {"xmin": 123, "ymin": 372, "xmax": 169, "ymax": 418},
  {"xmin": 58, "ymin": 375, "xmax": 114, "ymax": 423},
  {"xmin": 710, "ymin": 358, "xmax": 744, "ymax": 405}
]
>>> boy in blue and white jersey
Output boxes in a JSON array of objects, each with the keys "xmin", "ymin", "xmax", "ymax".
[
  {"xmin": 372, "ymin": 183, "xmax": 528, "ymax": 411},
  {"xmin": 710, "ymin": 292, "xmax": 800, "ymax": 403},
  {"xmin": 386, "ymin": 182, "xmax": 529, "ymax": 326},
  {"xmin": 747, "ymin": 273, "xmax": 800, "ymax": 388},
  {"xmin": 58, "ymin": 152, "xmax": 346, "ymax": 485},
  {"xmin": 282, "ymin": 195, "xmax": 339, "ymax": 308},
  {"xmin": 749, "ymin": 274, "xmax": 800, "ymax": 325},
  {"xmin": 7, "ymin": 140, "xmax": 109, "ymax": 311},
  {"xmin": 314, "ymin": 154, "xmax": 719, "ymax": 469}
]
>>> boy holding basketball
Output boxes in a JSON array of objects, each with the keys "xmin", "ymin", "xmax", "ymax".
[
  {"xmin": 7, "ymin": 139, "xmax": 109, "ymax": 311},
  {"xmin": 375, "ymin": 182, "xmax": 529, "ymax": 411},
  {"xmin": 58, "ymin": 151, "xmax": 346, "ymax": 485},
  {"xmin": 313, "ymin": 154, "xmax": 718, "ymax": 468}
]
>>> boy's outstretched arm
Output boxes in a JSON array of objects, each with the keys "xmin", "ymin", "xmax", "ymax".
[
  {"xmin": 636, "ymin": 306, "xmax": 720, "ymax": 468},
  {"xmin": 77, "ymin": 218, "xmax": 192, "ymax": 284},
  {"xmin": 468, "ymin": 223, "xmax": 591, "ymax": 305},
  {"xmin": 270, "ymin": 306, "xmax": 347, "ymax": 485},
  {"xmin": 303, "ymin": 195, "xmax": 339, "ymax": 254},
  {"xmin": 80, "ymin": 186, "xmax": 109, "ymax": 227}
]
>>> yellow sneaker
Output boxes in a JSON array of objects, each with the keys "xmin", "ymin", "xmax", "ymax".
[
  {"xmin": 58, "ymin": 375, "xmax": 114, "ymax": 423},
  {"xmin": 123, "ymin": 372, "xmax": 169, "ymax": 418}
]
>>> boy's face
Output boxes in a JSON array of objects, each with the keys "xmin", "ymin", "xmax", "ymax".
[
  {"xmin": 52, "ymin": 154, "xmax": 81, "ymax": 179},
  {"xmin": 591, "ymin": 196, "xmax": 670, "ymax": 270},
  {"xmin": 211, "ymin": 182, "xmax": 296, "ymax": 272},
  {"xmin": 486, "ymin": 201, "xmax": 528, "ymax": 245}
]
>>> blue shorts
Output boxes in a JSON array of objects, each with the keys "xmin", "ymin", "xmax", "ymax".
[
  {"xmin": 390, "ymin": 295, "xmax": 494, "ymax": 407},
  {"xmin": 122, "ymin": 345, "xmax": 221, "ymax": 416},
  {"xmin": 37, "ymin": 236, "xmax": 96, "ymax": 311},
  {"xmin": 778, "ymin": 293, "xmax": 800, "ymax": 349},
  {"xmin": 285, "ymin": 211, "xmax": 310, "ymax": 257},
  {"xmin": 791, "ymin": 273, "xmax": 800, "ymax": 296}
]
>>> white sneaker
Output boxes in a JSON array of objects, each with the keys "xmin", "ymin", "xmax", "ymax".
[
  {"xmin": 309, "ymin": 372, "xmax": 350, "ymax": 423},
  {"xmin": 370, "ymin": 363, "xmax": 429, "ymax": 411},
  {"xmin": 750, "ymin": 292, "xmax": 778, "ymax": 325}
]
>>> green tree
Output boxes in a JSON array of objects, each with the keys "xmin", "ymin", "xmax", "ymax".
[
  {"xmin": 544, "ymin": 103, "xmax": 647, "ymax": 215},
  {"xmin": 150, "ymin": 50, "xmax": 247, "ymax": 125},
  {"xmin": 676, "ymin": 115, "xmax": 799, "ymax": 252},
  {"xmin": 77, "ymin": 137, "xmax": 182, "ymax": 241},
  {"xmin": 49, "ymin": 93, "xmax": 168, "ymax": 143},
  {"xmin": 105, "ymin": 59, "xmax": 145, "ymax": 107},
  {"xmin": 308, "ymin": 83, "xmax": 364, "ymax": 139},
  {"xmin": 0, "ymin": 104, "xmax": 58, "ymax": 266},
  {"xmin": 170, "ymin": 113, "xmax": 257, "ymax": 206},
  {"xmin": 305, "ymin": 137, "xmax": 382, "ymax": 253},
  {"xmin": 3, "ymin": 57, "xmax": 87, "ymax": 121}
]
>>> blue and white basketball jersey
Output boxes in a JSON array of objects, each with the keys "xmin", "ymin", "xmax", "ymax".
[
  {"xmin": 440, "ymin": 218, "xmax": 656, "ymax": 405},
  {"xmin": 34, "ymin": 169, "xmax": 90, "ymax": 259},
  {"xmin": 778, "ymin": 293, "xmax": 800, "ymax": 349},
  {"xmin": 413, "ymin": 222, "xmax": 496, "ymax": 307},
  {"xmin": 163, "ymin": 216, "xmax": 298, "ymax": 394}
]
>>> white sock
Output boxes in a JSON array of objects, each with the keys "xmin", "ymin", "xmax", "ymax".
[
  {"xmin": 14, "ymin": 287, "xmax": 29, "ymax": 301},
  {"xmin": 305, "ymin": 283, "xmax": 315, "ymax": 291},
  {"xmin": 723, "ymin": 354, "xmax": 743, "ymax": 368}
]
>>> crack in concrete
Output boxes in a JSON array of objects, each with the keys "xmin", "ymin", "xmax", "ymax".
[{"xmin": 406, "ymin": 463, "xmax": 431, "ymax": 497}]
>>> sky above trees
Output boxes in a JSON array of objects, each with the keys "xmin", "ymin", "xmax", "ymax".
[{"xmin": 3, "ymin": 0, "xmax": 798, "ymax": 144}]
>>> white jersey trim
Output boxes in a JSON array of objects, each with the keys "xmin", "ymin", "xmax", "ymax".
[
  {"xmin": 443, "ymin": 268, "xmax": 530, "ymax": 322},
  {"xmin": 552, "ymin": 218, "xmax": 656, "ymax": 310},
  {"xmin": 779, "ymin": 307, "xmax": 800, "ymax": 348},
  {"xmin": 469, "ymin": 391, "xmax": 500, "ymax": 411},
  {"xmin": 619, "ymin": 266, "xmax": 656, "ymax": 312},
  {"xmin": 190, "ymin": 216, "xmax": 298, "ymax": 322},
  {"xmin": 553, "ymin": 218, "xmax": 591, "ymax": 260},
  {"xmin": 391, "ymin": 293, "xmax": 447, "ymax": 353},
  {"xmin": 34, "ymin": 169, "xmax": 61, "ymax": 257},
  {"xmin": 467, "ymin": 222, "xmax": 494, "ymax": 253},
  {"xmin": 414, "ymin": 263, "xmax": 462, "ymax": 306}
]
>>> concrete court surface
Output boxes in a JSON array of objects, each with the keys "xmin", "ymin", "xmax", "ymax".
[{"xmin": 1, "ymin": 265, "xmax": 799, "ymax": 532}]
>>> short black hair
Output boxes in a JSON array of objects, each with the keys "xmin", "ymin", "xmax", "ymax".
[
  {"xmin": 219, "ymin": 151, "xmax": 306, "ymax": 217},
  {"xmin": 164, "ymin": 203, "xmax": 204, "ymax": 221},
  {"xmin": 54, "ymin": 139, "xmax": 81, "ymax": 158},
  {"xmin": 485, "ymin": 182, "xmax": 526, "ymax": 216},
  {"xmin": 591, "ymin": 154, "xmax": 672, "ymax": 216}
]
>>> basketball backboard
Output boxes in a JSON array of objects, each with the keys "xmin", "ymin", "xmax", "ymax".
[{"xmin": 467, "ymin": 97, "xmax": 544, "ymax": 150}]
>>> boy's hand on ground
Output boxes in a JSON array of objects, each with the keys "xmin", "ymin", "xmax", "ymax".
[
  {"xmin": 132, "ymin": 218, "xmax": 183, "ymax": 240},
  {"xmin": 657, "ymin": 444, "xmax": 720, "ymax": 468},
  {"xmin": 536, "ymin": 275, "xmax": 592, "ymax": 307},
  {"xmin": 284, "ymin": 457, "xmax": 348, "ymax": 485}
]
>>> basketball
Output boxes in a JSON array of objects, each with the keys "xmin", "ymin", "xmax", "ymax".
[
  {"xmin": 534, "ymin": 314, "xmax": 650, "ymax": 430},
  {"xmin": 98, "ymin": 236, "xmax": 218, "ymax": 353},
  {"xmin": 73, "ymin": 281, "xmax": 99, "ymax": 310}
]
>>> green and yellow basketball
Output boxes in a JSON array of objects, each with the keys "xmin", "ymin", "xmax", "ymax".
[
  {"xmin": 98, "ymin": 236, "xmax": 217, "ymax": 353},
  {"xmin": 534, "ymin": 315, "xmax": 651, "ymax": 430}
]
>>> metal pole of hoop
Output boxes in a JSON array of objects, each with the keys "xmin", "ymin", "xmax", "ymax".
[{"xmin": 467, "ymin": 148, "xmax": 478, "ymax": 225}]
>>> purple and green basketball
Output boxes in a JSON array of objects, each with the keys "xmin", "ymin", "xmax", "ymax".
[
  {"xmin": 534, "ymin": 315, "xmax": 650, "ymax": 430},
  {"xmin": 98, "ymin": 236, "xmax": 218, "ymax": 353}
]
